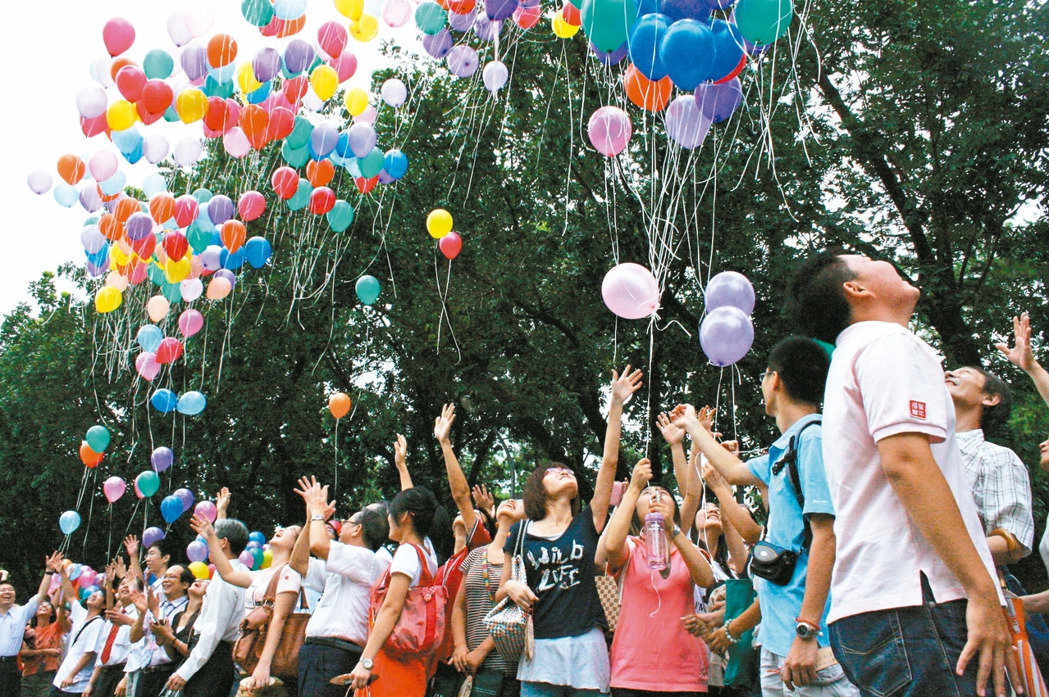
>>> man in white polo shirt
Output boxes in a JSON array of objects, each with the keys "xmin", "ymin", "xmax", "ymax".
[{"xmin": 788, "ymin": 252, "xmax": 1015, "ymax": 697}]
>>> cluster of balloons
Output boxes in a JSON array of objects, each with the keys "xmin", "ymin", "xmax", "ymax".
[
  {"xmin": 79, "ymin": 425, "xmax": 111, "ymax": 469},
  {"xmin": 149, "ymin": 388, "xmax": 207, "ymax": 415},
  {"xmin": 160, "ymin": 487, "xmax": 196, "ymax": 524},
  {"xmin": 46, "ymin": 559, "xmax": 103, "ymax": 602},
  {"xmin": 699, "ymin": 270, "xmax": 755, "ymax": 366},
  {"xmin": 601, "ymin": 262, "xmax": 661, "ymax": 319},
  {"xmin": 427, "ymin": 209, "xmax": 463, "ymax": 260},
  {"xmin": 237, "ymin": 530, "xmax": 274, "ymax": 570}
]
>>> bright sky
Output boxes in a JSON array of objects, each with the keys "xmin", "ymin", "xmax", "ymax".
[{"xmin": 0, "ymin": 0, "xmax": 410, "ymax": 316}]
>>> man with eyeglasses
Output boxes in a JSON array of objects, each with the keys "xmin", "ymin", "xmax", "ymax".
[{"xmin": 290, "ymin": 478, "xmax": 390, "ymax": 697}]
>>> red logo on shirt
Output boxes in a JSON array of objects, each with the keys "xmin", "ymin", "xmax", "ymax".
[{"xmin": 909, "ymin": 401, "xmax": 927, "ymax": 419}]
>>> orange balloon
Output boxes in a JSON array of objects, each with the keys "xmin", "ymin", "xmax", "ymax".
[
  {"xmin": 97, "ymin": 184, "xmax": 120, "ymax": 203},
  {"xmin": 306, "ymin": 159, "xmax": 335, "ymax": 188},
  {"xmin": 80, "ymin": 441, "xmax": 104, "ymax": 468},
  {"xmin": 624, "ymin": 65, "xmax": 673, "ymax": 112},
  {"xmin": 328, "ymin": 392, "xmax": 351, "ymax": 419},
  {"xmin": 239, "ymin": 104, "xmax": 270, "ymax": 150},
  {"xmin": 220, "ymin": 219, "xmax": 246, "ymax": 253},
  {"xmin": 207, "ymin": 34, "xmax": 238, "ymax": 68},
  {"xmin": 99, "ymin": 213, "xmax": 123, "ymax": 241},
  {"xmin": 114, "ymin": 196, "xmax": 141, "ymax": 223},
  {"xmin": 109, "ymin": 57, "xmax": 138, "ymax": 82},
  {"xmin": 275, "ymin": 16, "xmax": 306, "ymax": 37},
  {"xmin": 149, "ymin": 193, "xmax": 176, "ymax": 224},
  {"xmin": 57, "ymin": 154, "xmax": 86, "ymax": 185}
]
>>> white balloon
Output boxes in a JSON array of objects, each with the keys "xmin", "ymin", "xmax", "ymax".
[
  {"xmin": 301, "ymin": 88, "xmax": 325, "ymax": 112},
  {"xmin": 27, "ymin": 170, "xmax": 52, "ymax": 194},
  {"xmin": 173, "ymin": 137, "xmax": 203, "ymax": 167},
  {"xmin": 92, "ymin": 57, "xmax": 115, "ymax": 87},
  {"xmin": 142, "ymin": 173, "xmax": 168, "ymax": 198},
  {"xmin": 167, "ymin": 11, "xmax": 192, "ymax": 47},
  {"xmin": 184, "ymin": 1, "xmax": 215, "ymax": 38},
  {"xmin": 76, "ymin": 85, "xmax": 108, "ymax": 119},
  {"xmin": 381, "ymin": 78, "xmax": 407, "ymax": 107},
  {"xmin": 482, "ymin": 61, "xmax": 509, "ymax": 95},
  {"xmin": 143, "ymin": 134, "xmax": 170, "ymax": 164},
  {"xmin": 181, "ymin": 278, "xmax": 203, "ymax": 302}
]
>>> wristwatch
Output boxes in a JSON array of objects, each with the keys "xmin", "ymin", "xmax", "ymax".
[
  {"xmin": 795, "ymin": 620, "xmax": 820, "ymax": 640},
  {"xmin": 311, "ymin": 514, "xmax": 325, "ymax": 522},
  {"xmin": 360, "ymin": 657, "xmax": 374, "ymax": 670}
]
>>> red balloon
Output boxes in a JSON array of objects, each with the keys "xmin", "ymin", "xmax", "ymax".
[
  {"xmin": 283, "ymin": 76, "xmax": 309, "ymax": 105},
  {"xmin": 203, "ymin": 96, "xmax": 229, "ymax": 132},
  {"xmin": 103, "ymin": 17, "xmax": 136, "ymax": 57},
  {"xmin": 220, "ymin": 220, "xmax": 247, "ymax": 253},
  {"xmin": 449, "ymin": 0, "xmax": 476, "ymax": 12},
  {"xmin": 116, "ymin": 65, "xmax": 147, "ymax": 102},
  {"xmin": 237, "ymin": 191, "xmax": 266, "ymax": 221},
  {"xmin": 130, "ymin": 232, "xmax": 156, "ymax": 260},
  {"xmin": 271, "ymin": 167, "xmax": 299, "ymax": 200},
  {"xmin": 331, "ymin": 54, "xmax": 357, "ymax": 83},
  {"xmin": 561, "ymin": 2, "xmax": 581, "ymax": 25},
  {"xmin": 308, "ymin": 187, "xmax": 336, "ymax": 215},
  {"xmin": 715, "ymin": 55, "xmax": 747, "ymax": 84},
  {"xmin": 318, "ymin": 21, "xmax": 348, "ymax": 58},
  {"xmin": 267, "ymin": 107, "xmax": 295, "ymax": 141},
  {"xmin": 141, "ymin": 80, "xmax": 174, "ymax": 114},
  {"xmin": 354, "ymin": 176, "xmax": 379, "ymax": 195},
  {"xmin": 136, "ymin": 101, "xmax": 164, "ymax": 125},
  {"xmin": 439, "ymin": 231, "xmax": 462, "ymax": 260},
  {"xmin": 162, "ymin": 232, "xmax": 189, "ymax": 261},
  {"xmin": 173, "ymin": 195, "xmax": 200, "ymax": 227},
  {"xmin": 81, "ymin": 115, "xmax": 110, "ymax": 138},
  {"xmin": 155, "ymin": 337, "xmax": 184, "ymax": 365}
]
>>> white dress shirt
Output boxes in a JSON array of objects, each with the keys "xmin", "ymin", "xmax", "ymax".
[
  {"xmin": 174, "ymin": 560, "xmax": 247, "ymax": 681},
  {"xmin": 142, "ymin": 594, "xmax": 189, "ymax": 668},
  {"xmin": 0, "ymin": 595, "xmax": 38, "ymax": 657},
  {"xmin": 95, "ymin": 606, "xmax": 138, "ymax": 668},
  {"xmin": 303, "ymin": 542, "xmax": 388, "ymax": 645},
  {"xmin": 53, "ymin": 602, "xmax": 104, "ymax": 693}
]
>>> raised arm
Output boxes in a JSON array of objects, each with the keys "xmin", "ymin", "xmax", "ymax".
[
  {"xmin": 123, "ymin": 536, "xmax": 143, "ymax": 582},
  {"xmin": 602, "ymin": 459, "xmax": 650, "ymax": 572},
  {"xmin": 593, "ymin": 366, "xmax": 644, "ymax": 532},
  {"xmin": 393, "ymin": 435, "xmax": 413, "ymax": 491},
  {"xmin": 189, "ymin": 516, "xmax": 252, "ymax": 588},
  {"xmin": 34, "ymin": 552, "xmax": 63, "ymax": 605},
  {"xmin": 297, "ymin": 477, "xmax": 337, "ymax": 562},
  {"xmin": 702, "ymin": 456, "xmax": 762, "ymax": 546},
  {"xmin": 215, "ymin": 487, "xmax": 231, "ymax": 522},
  {"xmin": 435, "ymin": 405, "xmax": 476, "ymax": 533},
  {"xmin": 672, "ymin": 404, "xmax": 761, "ymax": 487},
  {"xmin": 997, "ymin": 312, "xmax": 1049, "ymax": 408}
]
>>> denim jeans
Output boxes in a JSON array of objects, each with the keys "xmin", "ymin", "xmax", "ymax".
[
  {"xmin": 758, "ymin": 648, "xmax": 860, "ymax": 697},
  {"xmin": 828, "ymin": 582, "xmax": 976, "ymax": 697}
]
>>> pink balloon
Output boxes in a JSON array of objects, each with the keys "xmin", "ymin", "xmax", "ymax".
[
  {"xmin": 103, "ymin": 17, "xmax": 136, "ymax": 56},
  {"xmin": 135, "ymin": 352, "xmax": 161, "ymax": 381},
  {"xmin": 223, "ymin": 127, "xmax": 251, "ymax": 159},
  {"xmin": 237, "ymin": 191, "xmax": 266, "ymax": 221},
  {"xmin": 134, "ymin": 481, "xmax": 144, "ymax": 499},
  {"xmin": 78, "ymin": 568, "xmax": 98, "ymax": 588},
  {"xmin": 331, "ymin": 54, "xmax": 357, "ymax": 82},
  {"xmin": 383, "ymin": 0, "xmax": 413, "ymax": 26},
  {"xmin": 89, "ymin": 151, "xmax": 119, "ymax": 182},
  {"xmin": 601, "ymin": 263, "xmax": 660, "ymax": 319},
  {"xmin": 178, "ymin": 309, "xmax": 204, "ymax": 337},
  {"xmin": 194, "ymin": 500, "xmax": 217, "ymax": 523},
  {"xmin": 587, "ymin": 106, "xmax": 632, "ymax": 157},
  {"xmin": 103, "ymin": 476, "xmax": 126, "ymax": 503},
  {"xmin": 318, "ymin": 21, "xmax": 348, "ymax": 58}
]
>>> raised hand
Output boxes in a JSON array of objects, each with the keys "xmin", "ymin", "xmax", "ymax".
[
  {"xmin": 123, "ymin": 535, "xmax": 139, "ymax": 557},
  {"xmin": 629, "ymin": 458, "xmax": 653, "ymax": 492},
  {"xmin": 394, "ymin": 434, "xmax": 408, "ymax": 469},
  {"xmin": 670, "ymin": 403, "xmax": 697, "ymax": 427},
  {"xmin": 189, "ymin": 515, "xmax": 216, "ymax": 540},
  {"xmin": 215, "ymin": 487, "xmax": 231, "ymax": 517},
  {"xmin": 45, "ymin": 551, "xmax": 64, "ymax": 573},
  {"xmin": 657, "ymin": 412, "xmax": 685, "ymax": 446},
  {"xmin": 701, "ymin": 458, "xmax": 730, "ymax": 493},
  {"xmin": 471, "ymin": 484, "xmax": 495, "ymax": 515},
  {"xmin": 146, "ymin": 586, "xmax": 159, "ymax": 617},
  {"xmin": 610, "ymin": 365, "xmax": 644, "ymax": 405},
  {"xmin": 295, "ymin": 476, "xmax": 334, "ymax": 519},
  {"xmin": 129, "ymin": 590, "xmax": 148, "ymax": 614},
  {"xmin": 996, "ymin": 312, "xmax": 1037, "ymax": 372},
  {"xmin": 434, "ymin": 404, "xmax": 456, "ymax": 443},
  {"xmin": 697, "ymin": 406, "xmax": 716, "ymax": 433}
]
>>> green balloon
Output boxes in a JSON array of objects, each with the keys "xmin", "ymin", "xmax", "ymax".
[
  {"xmin": 581, "ymin": 0, "xmax": 638, "ymax": 52},
  {"xmin": 286, "ymin": 118, "xmax": 313, "ymax": 149},
  {"xmin": 193, "ymin": 188, "xmax": 214, "ymax": 203},
  {"xmin": 356, "ymin": 275, "xmax": 381, "ymax": 305},
  {"xmin": 186, "ymin": 225, "xmax": 212, "ymax": 251},
  {"xmin": 85, "ymin": 425, "xmax": 110, "ymax": 452},
  {"xmin": 734, "ymin": 0, "xmax": 792, "ymax": 45},
  {"xmin": 147, "ymin": 264, "xmax": 166, "ymax": 286},
  {"xmin": 203, "ymin": 76, "xmax": 235, "ymax": 99},
  {"xmin": 241, "ymin": 0, "xmax": 274, "ymax": 26},
  {"xmin": 136, "ymin": 471, "xmax": 160, "ymax": 498},
  {"xmin": 327, "ymin": 200, "xmax": 355, "ymax": 232},
  {"xmin": 287, "ymin": 179, "xmax": 312, "ymax": 211},
  {"xmin": 161, "ymin": 282, "xmax": 182, "ymax": 303},
  {"xmin": 163, "ymin": 105, "xmax": 180, "ymax": 122},
  {"xmin": 281, "ymin": 142, "xmax": 310, "ymax": 167},
  {"xmin": 250, "ymin": 547, "xmax": 265, "ymax": 569},
  {"xmin": 415, "ymin": 2, "xmax": 446, "ymax": 35},
  {"xmin": 357, "ymin": 149, "xmax": 385, "ymax": 178},
  {"xmin": 143, "ymin": 50, "xmax": 174, "ymax": 80}
]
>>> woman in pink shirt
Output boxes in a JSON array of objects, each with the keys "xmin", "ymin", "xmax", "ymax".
[{"xmin": 603, "ymin": 459, "xmax": 715, "ymax": 697}]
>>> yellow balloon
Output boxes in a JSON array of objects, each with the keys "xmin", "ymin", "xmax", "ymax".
[
  {"xmin": 310, "ymin": 65, "xmax": 339, "ymax": 101},
  {"xmin": 175, "ymin": 88, "xmax": 208, "ymax": 123},
  {"xmin": 236, "ymin": 62, "xmax": 262, "ymax": 94},
  {"xmin": 188, "ymin": 562, "xmax": 209, "ymax": 580},
  {"xmin": 427, "ymin": 209, "xmax": 453, "ymax": 239},
  {"xmin": 110, "ymin": 243, "xmax": 131, "ymax": 266},
  {"xmin": 107, "ymin": 99, "xmax": 137, "ymax": 131},
  {"xmin": 334, "ymin": 0, "xmax": 364, "ymax": 20},
  {"xmin": 350, "ymin": 14, "xmax": 378, "ymax": 42},
  {"xmin": 551, "ymin": 14, "xmax": 579, "ymax": 38},
  {"xmin": 164, "ymin": 257, "xmax": 192, "ymax": 284},
  {"xmin": 343, "ymin": 87, "xmax": 369, "ymax": 116},
  {"xmin": 95, "ymin": 286, "xmax": 123, "ymax": 314},
  {"xmin": 261, "ymin": 549, "xmax": 273, "ymax": 569}
]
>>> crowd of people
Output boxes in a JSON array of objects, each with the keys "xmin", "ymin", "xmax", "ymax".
[{"xmin": 2, "ymin": 250, "xmax": 1049, "ymax": 697}]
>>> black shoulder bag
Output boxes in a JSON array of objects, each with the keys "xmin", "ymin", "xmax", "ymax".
[{"xmin": 748, "ymin": 418, "xmax": 821, "ymax": 586}]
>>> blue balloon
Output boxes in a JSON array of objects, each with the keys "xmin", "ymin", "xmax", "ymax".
[
  {"xmin": 141, "ymin": 173, "xmax": 167, "ymax": 198},
  {"xmin": 160, "ymin": 495, "xmax": 184, "ymax": 524},
  {"xmin": 59, "ymin": 510, "xmax": 81, "ymax": 535},
  {"xmin": 246, "ymin": 81, "xmax": 272, "ymax": 104},
  {"xmin": 635, "ymin": 0, "xmax": 661, "ymax": 15},
  {"xmin": 177, "ymin": 391, "xmax": 207, "ymax": 416},
  {"xmin": 244, "ymin": 236, "xmax": 272, "ymax": 269},
  {"xmin": 99, "ymin": 171, "xmax": 127, "ymax": 196},
  {"xmin": 661, "ymin": 0, "xmax": 711, "ymax": 22},
  {"xmin": 151, "ymin": 389, "xmax": 179, "ymax": 413},
  {"xmin": 281, "ymin": 142, "xmax": 310, "ymax": 168},
  {"xmin": 629, "ymin": 13, "xmax": 672, "ymax": 80},
  {"xmin": 205, "ymin": 68, "xmax": 236, "ymax": 90},
  {"xmin": 384, "ymin": 150, "xmax": 409, "ymax": 179},
  {"xmin": 248, "ymin": 531, "xmax": 267, "ymax": 545},
  {"xmin": 193, "ymin": 187, "xmax": 214, "ymax": 203},
  {"xmin": 113, "ymin": 128, "xmax": 144, "ymax": 157},
  {"xmin": 335, "ymin": 132, "xmax": 353, "ymax": 158},
  {"xmin": 53, "ymin": 183, "xmax": 78, "ymax": 207},
  {"xmin": 287, "ymin": 179, "xmax": 312, "ymax": 211},
  {"xmin": 219, "ymin": 247, "xmax": 246, "ymax": 270},
  {"xmin": 661, "ymin": 19, "xmax": 717, "ymax": 90},
  {"xmin": 708, "ymin": 19, "xmax": 746, "ymax": 82},
  {"xmin": 137, "ymin": 324, "xmax": 164, "ymax": 352},
  {"xmin": 309, "ymin": 125, "xmax": 339, "ymax": 160}
]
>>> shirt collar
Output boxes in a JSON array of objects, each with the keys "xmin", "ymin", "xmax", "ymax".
[
  {"xmin": 770, "ymin": 413, "xmax": 822, "ymax": 452},
  {"xmin": 957, "ymin": 429, "xmax": 985, "ymax": 445}
]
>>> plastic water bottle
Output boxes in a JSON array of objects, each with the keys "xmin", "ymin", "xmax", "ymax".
[{"xmin": 644, "ymin": 512, "xmax": 668, "ymax": 570}]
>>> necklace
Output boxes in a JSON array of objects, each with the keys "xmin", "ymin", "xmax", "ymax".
[{"xmin": 482, "ymin": 548, "xmax": 498, "ymax": 602}]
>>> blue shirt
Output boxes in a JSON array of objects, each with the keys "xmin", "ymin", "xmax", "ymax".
[{"xmin": 746, "ymin": 414, "xmax": 835, "ymax": 656}]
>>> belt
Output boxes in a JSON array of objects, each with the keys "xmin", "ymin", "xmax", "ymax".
[
  {"xmin": 142, "ymin": 664, "xmax": 175, "ymax": 675},
  {"xmin": 304, "ymin": 636, "xmax": 364, "ymax": 653}
]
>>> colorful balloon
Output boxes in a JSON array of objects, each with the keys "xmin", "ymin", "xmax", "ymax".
[
  {"xmin": 439, "ymin": 232, "xmax": 462, "ymax": 260},
  {"xmin": 705, "ymin": 271, "xmax": 755, "ymax": 315},
  {"xmin": 85, "ymin": 425, "xmax": 111, "ymax": 453},
  {"xmin": 329, "ymin": 392, "xmax": 351, "ymax": 419},
  {"xmin": 355, "ymin": 275, "xmax": 381, "ymax": 304},
  {"xmin": 151, "ymin": 446, "xmax": 174, "ymax": 473},
  {"xmin": 103, "ymin": 476, "xmax": 126, "ymax": 504},
  {"xmin": 195, "ymin": 500, "xmax": 218, "ymax": 523},
  {"xmin": 102, "ymin": 18, "xmax": 136, "ymax": 56},
  {"xmin": 59, "ymin": 510, "xmax": 82, "ymax": 535},
  {"xmin": 136, "ymin": 470, "xmax": 161, "ymax": 498},
  {"xmin": 699, "ymin": 306, "xmax": 754, "ymax": 366},
  {"xmin": 427, "ymin": 209, "xmax": 453, "ymax": 239},
  {"xmin": 602, "ymin": 263, "xmax": 660, "ymax": 319},
  {"xmin": 587, "ymin": 106, "xmax": 632, "ymax": 157}
]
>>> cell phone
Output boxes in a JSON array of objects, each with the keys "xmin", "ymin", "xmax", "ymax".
[{"xmin": 609, "ymin": 481, "xmax": 626, "ymax": 507}]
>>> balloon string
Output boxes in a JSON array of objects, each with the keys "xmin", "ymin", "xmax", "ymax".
[
  {"xmin": 107, "ymin": 505, "xmax": 114, "ymax": 563},
  {"xmin": 123, "ymin": 500, "xmax": 142, "ymax": 540},
  {"xmin": 82, "ymin": 470, "xmax": 97, "ymax": 556},
  {"xmin": 334, "ymin": 418, "xmax": 340, "ymax": 501}
]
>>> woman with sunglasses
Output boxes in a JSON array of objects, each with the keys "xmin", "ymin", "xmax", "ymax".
[{"xmin": 497, "ymin": 367, "xmax": 643, "ymax": 697}]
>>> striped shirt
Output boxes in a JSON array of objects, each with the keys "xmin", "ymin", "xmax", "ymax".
[{"xmin": 459, "ymin": 546, "xmax": 511, "ymax": 673}]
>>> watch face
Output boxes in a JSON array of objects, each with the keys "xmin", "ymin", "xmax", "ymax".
[{"xmin": 796, "ymin": 623, "xmax": 818, "ymax": 639}]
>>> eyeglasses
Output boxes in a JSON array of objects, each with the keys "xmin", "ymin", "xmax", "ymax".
[
  {"xmin": 545, "ymin": 467, "xmax": 574, "ymax": 477},
  {"xmin": 758, "ymin": 369, "xmax": 773, "ymax": 382}
]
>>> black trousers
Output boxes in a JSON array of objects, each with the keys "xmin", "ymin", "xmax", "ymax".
[
  {"xmin": 297, "ymin": 639, "xmax": 363, "ymax": 697},
  {"xmin": 0, "ymin": 657, "xmax": 22, "ymax": 697},
  {"xmin": 93, "ymin": 664, "xmax": 127, "ymax": 697},
  {"xmin": 136, "ymin": 664, "xmax": 176, "ymax": 697},
  {"xmin": 183, "ymin": 641, "xmax": 236, "ymax": 697}
]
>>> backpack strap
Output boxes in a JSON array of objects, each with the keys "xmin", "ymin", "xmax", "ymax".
[{"xmin": 771, "ymin": 417, "xmax": 821, "ymax": 550}]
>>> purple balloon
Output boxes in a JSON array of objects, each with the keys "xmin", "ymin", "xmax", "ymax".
[
  {"xmin": 238, "ymin": 550, "xmax": 254, "ymax": 567},
  {"xmin": 200, "ymin": 245, "xmax": 223, "ymax": 271},
  {"xmin": 151, "ymin": 446, "xmax": 174, "ymax": 473},
  {"xmin": 665, "ymin": 95, "xmax": 712, "ymax": 149},
  {"xmin": 699, "ymin": 306, "xmax": 754, "ymax": 366},
  {"xmin": 377, "ymin": 170, "xmax": 394, "ymax": 184},
  {"xmin": 484, "ymin": 0, "xmax": 517, "ymax": 20},
  {"xmin": 423, "ymin": 28, "xmax": 454, "ymax": 57},
  {"xmin": 448, "ymin": 10, "xmax": 474, "ymax": 32},
  {"xmin": 705, "ymin": 270, "xmax": 755, "ymax": 315},
  {"xmin": 194, "ymin": 500, "xmax": 217, "ymax": 523},
  {"xmin": 180, "ymin": 45, "xmax": 208, "ymax": 81},
  {"xmin": 695, "ymin": 78, "xmax": 743, "ymax": 123},
  {"xmin": 703, "ymin": 0, "xmax": 733, "ymax": 8},
  {"xmin": 283, "ymin": 40, "xmax": 315, "ymax": 75},
  {"xmin": 310, "ymin": 124, "xmax": 339, "ymax": 157},
  {"xmin": 347, "ymin": 123, "xmax": 377, "ymax": 159},
  {"xmin": 81, "ymin": 226, "xmax": 105, "ymax": 254},
  {"xmin": 214, "ymin": 269, "xmax": 237, "ymax": 289},
  {"xmin": 207, "ymin": 195, "xmax": 234, "ymax": 225},
  {"xmin": 142, "ymin": 526, "xmax": 166, "ymax": 550},
  {"xmin": 446, "ymin": 45, "xmax": 479, "ymax": 77},
  {"xmin": 252, "ymin": 48, "xmax": 282, "ymax": 82},
  {"xmin": 173, "ymin": 487, "xmax": 195, "ymax": 512},
  {"xmin": 86, "ymin": 260, "xmax": 108, "ymax": 277},
  {"xmin": 125, "ymin": 212, "xmax": 154, "ymax": 241},
  {"xmin": 186, "ymin": 539, "xmax": 209, "ymax": 563},
  {"xmin": 591, "ymin": 41, "xmax": 629, "ymax": 66},
  {"xmin": 473, "ymin": 15, "xmax": 502, "ymax": 41},
  {"xmin": 79, "ymin": 185, "xmax": 103, "ymax": 212}
]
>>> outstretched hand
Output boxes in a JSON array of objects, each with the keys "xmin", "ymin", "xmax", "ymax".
[
  {"xmin": 189, "ymin": 515, "xmax": 216, "ymax": 539},
  {"xmin": 123, "ymin": 535, "xmax": 139, "ymax": 557},
  {"xmin": 295, "ymin": 476, "xmax": 335, "ymax": 519},
  {"xmin": 215, "ymin": 487, "xmax": 231, "ymax": 516},
  {"xmin": 996, "ymin": 312, "xmax": 1038, "ymax": 373},
  {"xmin": 393, "ymin": 434, "xmax": 408, "ymax": 468},
  {"xmin": 629, "ymin": 459, "xmax": 653, "ymax": 491},
  {"xmin": 471, "ymin": 484, "xmax": 495, "ymax": 515},
  {"xmin": 434, "ymin": 404, "xmax": 456, "ymax": 443},
  {"xmin": 44, "ymin": 551, "xmax": 64, "ymax": 573},
  {"xmin": 610, "ymin": 366, "xmax": 644, "ymax": 404},
  {"xmin": 657, "ymin": 412, "xmax": 685, "ymax": 446}
]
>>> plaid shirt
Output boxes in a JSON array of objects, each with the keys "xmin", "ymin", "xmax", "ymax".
[{"xmin": 957, "ymin": 429, "xmax": 1035, "ymax": 554}]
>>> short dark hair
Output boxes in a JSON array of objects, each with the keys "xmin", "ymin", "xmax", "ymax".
[
  {"xmin": 358, "ymin": 507, "xmax": 389, "ymax": 552},
  {"xmin": 522, "ymin": 464, "xmax": 581, "ymax": 521},
  {"xmin": 170, "ymin": 565, "xmax": 195, "ymax": 588},
  {"xmin": 389, "ymin": 487, "xmax": 439, "ymax": 539},
  {"xmin": 214, "ymin": 519, "xmax": 249, "ymax": 556},
  {"xmin": 787, "ymin": 252, "xmax": 856, "ymax": 344},
  {"xmin": 767, "ymin": 337, "xmax": 831, "ymax": 406},
  {"xmin": 970, "ymin": 367, "xmax": 1013, "ymax": 434},
  {"xmin": 148, "ymin": 537, "xmax": 175, "ymax": 561}
]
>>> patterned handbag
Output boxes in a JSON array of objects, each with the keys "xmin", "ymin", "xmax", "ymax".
[
  {"xmin": 594, "ymin": 573, "xmax": 621, "ymax": 636},
  {"xmin": 482, "ymin": 522, "xmax": 534, "ymax": 663}
]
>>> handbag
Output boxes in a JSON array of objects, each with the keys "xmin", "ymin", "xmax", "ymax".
[
  {"xmin": 594, "ymin": 573, "xmax": 621, "ymax": 635},
  {"xmin": 232, "ymin": 565, "xmax": 310, "ymax": 678},
  {"xmin": 481, "ymin": 522, "xmax": 534, "ymax": 664},
  {"xmin": 370, "ymin": 543, "xmax": 448, "ymax": 658}
]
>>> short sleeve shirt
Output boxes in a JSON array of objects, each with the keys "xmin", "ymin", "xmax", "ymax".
[
  {"xmin": 246, "ymin": 566, "xmax": 302, "ymax": 610},
  {"xmin": 505, "ymin": 508, "xmax": 606, "ymax": 640},
  {"xmin": 389, "ymin": 539, "xmax": 439, "ymax": 586},
  {"xmin": 54, "ymin": 603, "xmax": 103, "ymax": 693},
  {"xmin": 822, "ymin": 321, "xmax": 999, "ymax": 623},
  {"xmin": 459, "ymin": 546, "xmax": 510, "ymax": 673}
]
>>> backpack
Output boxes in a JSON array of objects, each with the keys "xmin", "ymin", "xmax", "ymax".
[{"xmin": 369, "ymin": 543, "xmax": 448, "ymax": 658}]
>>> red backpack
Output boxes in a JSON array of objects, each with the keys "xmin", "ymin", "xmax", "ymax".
[{"xmin": 369, "ymin": 543, "xmax": 448, "ymax": 658}]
